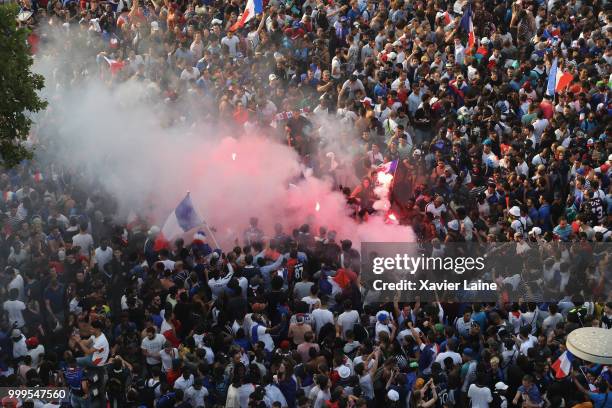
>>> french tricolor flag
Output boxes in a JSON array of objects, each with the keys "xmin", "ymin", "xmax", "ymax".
[
  {"xmin": 378, "ymin": 159, "xmax": 399, "ymax": 175},
  {"xmin": 154, "ymin": 193, "xmax": 204, "ymax": 251},
  {"xmin": 229, "ymin": 0, "xmax": 263, "ymax": 31},
  {"xmin": 547, "ymin": 58, "xmax": 574, "ymax": 96},
  {"xmin": 551, "ymin": 350, "xmax": 575, "ymax": 379},
  {"xmin": 460, "ymin": 4, "xmax": 474, "ymax": 52},
  {"xmin": 3, "ymin": 191, "xmax": 15, "ymax": 202},
  {"xmin": 103, "ymin": 56, "xmax": 125, "ymax": 75}
]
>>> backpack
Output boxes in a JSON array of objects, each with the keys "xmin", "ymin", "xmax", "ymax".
[
  {"xmin": 319, "ymin": 277, "xmax": 332, "ymax": 295},
  {"xmin": 567, "ymin": 305, "xmax": 588, "ymax": 324},
  {"xmin": 155, "ymin": 392, "xmax": 175, "ymax": 408},
  {"xmin": 490, "ymin": 391, "xmax": 504, "ymax": 408},
  {"xmin": 140, "ymin": 380, "xmax": 160, "ymax": 407}
]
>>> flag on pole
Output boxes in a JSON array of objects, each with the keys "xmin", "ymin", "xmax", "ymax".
[
  {"xmin": 545, "ymin": 59, "xmax": 572, "ymax": 95},
  {"xmin": 551, "ymin": 350, "xmax": 575, "ymax": 379},
  {"xmin": 154, "ymin": 193, "xmax": 203, "ymax": 251},
  {"xmin": 103, "ymin": 56, "xmax": 125, "ymax": 75},
  {"xmin": 378, "ymin": 159, "xmax": 399, "ymax": 175},
  {"xmin": 460, "ymin": 3, "xmax": 474, "ymax": 51},
  {"xmin": 555, "ymin": 71, "xmax": 574, "ymax": 93},
  {"xmin": 229, "ymin": 0, "xmax": 263, "ymax": 31},
  {"xmin": 546, "ymin": 58, "xmax": 558, "ymax": 96}
]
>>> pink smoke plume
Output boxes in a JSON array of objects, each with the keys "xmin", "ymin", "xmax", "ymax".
[{"xmin": 171, "ymin": 135, "xmax": 415, "ymax": 248}]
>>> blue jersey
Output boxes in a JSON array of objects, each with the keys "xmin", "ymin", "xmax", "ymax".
[{"xmin": 64, "ymin": 366, "xmax": 85, "ymax": 394}]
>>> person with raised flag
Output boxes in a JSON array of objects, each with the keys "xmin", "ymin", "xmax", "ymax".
[
  {"xmin": 551, "ymin": 349, "xmax": 576, "ymax": 379},
  {"xmin": 154, "ymin": 193, "xmax": 204, "ymax": 251},
  {"xmin": 460, "ymin": 3, "xmax": 474, "ymax": 55},
  {"xmin": 229, "ymin": 0, "xmax": 263, "ymax": 32}
]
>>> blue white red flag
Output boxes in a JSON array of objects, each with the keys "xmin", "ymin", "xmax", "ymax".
[
  {"xmin": 229, "ymin": 0, "xmax": 263, "ymax": 31},
  {"xmin": 378, "ymin": 159, "xmax": 399, "ymax": 175},
  {"xmin": 551, "ymin": 350, "xmax": 575, "ymax": 379},
  {"xmin": 154, "ymin": 193, "xmax": 203, "ymax": 250}
]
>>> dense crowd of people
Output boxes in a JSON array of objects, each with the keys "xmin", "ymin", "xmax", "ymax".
[{"xmin": 2, "ymin": 0, "xmax": 612, "ymax": 406}]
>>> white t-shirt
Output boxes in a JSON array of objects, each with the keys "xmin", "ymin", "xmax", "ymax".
[
  {"xmin": 28, "ymin": 344, "xmax": 45, "ymax": 367},
  {"xmin": 425, "ymin": 202, "xmax": 447, "ymax": 219},
  {"xmin": 375, "ymin": 322, "xmax": 392, "ymax": 342},
  {"xmin": 3, "ymin": 299, "xmax": 26, "ymax": 328},
  {"xmin": 91, "ymin": 333, "xmax": 110, "ymax": 366},
  {"xmin": 94, "ymin": 247, "xmax": 113, "ymax": 272},
  {"xmin": 160, "ymin": 347, "xmax": 178, "ymax": 372},
  {"xmin": 435, "ymin": 350, "xmax": 463, "ymax": 366},
  {"xmin": 174, "ymin": 374, "xmax": 194, "ymax": 391},
  {"xmin": 468, "ymin": 384, "xmax": 493, "ymax": 408},
  {"xmin": 221, "ymin": 35, "xmax": 240, "ymax": 56},
  {"xmin": 180, "ymin": 67, "xmax": 200, "ymax": 81},
  {"xmin": 185, "ymin": 385, "xmax": 209, "ymax": 407},
  {"xmin": 519, "ymin": 334, "xmax": 537, "ymax": 355},
  {"xmin": 141, "ymin": 334, "xmax": 165, "ymax": 365},
  {"xmin": 72, "ymin": 233, "xmax": 94, "ymax": 256},
  {"xmin": 301, "ymin": 296, "xmax": 320, "ymax": 311},
  {"xmin": 146, "ymin": 378, "xmax": 162, "ymax": 399},
  {"xmin": 337, "ymin": 310, "xmax": 359, "ymax": 339},
  {"xmin": 311, "ymin": 308, "xmax": 334, "ymax": 335},
  {"xmin": 253, "ymin": 324, "xmax": 275, "ymax": 352}
]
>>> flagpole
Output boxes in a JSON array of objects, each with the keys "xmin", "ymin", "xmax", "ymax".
[
  {"xmin": 185, "ymin": 191, "xmax": 221, "ymax": 250},
  {"xmin": 203, "ymin": 223, "xmax": 221, "ymax": 250}
]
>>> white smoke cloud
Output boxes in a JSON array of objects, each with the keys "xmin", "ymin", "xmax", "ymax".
[{"xmin": 32, "ymin": 28, "xmax": 414, "ymax": 249}]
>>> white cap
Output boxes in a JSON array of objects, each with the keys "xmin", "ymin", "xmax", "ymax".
[
  {"xmin": 211, "ymin": 18, "xmax": 223, "ymax": 25},
  {"xmin": 338, "ymin": 365, "xmax": 351, "ymax": 379},
  {"xmin": 529, "ymin": 227, "xmax": 542, "ymax": 236},
  {"xmin": 413, "ymin": 149, "xmax": 422, "ymax": 156},
  {"xmin": 481, "ymin": 37, "xmax": 490, "ymax": 45},
  {"xmin": 269, "ymin": 74, "xmax": 278, "ymax": 81},
  {"xmin": 447, "ymin": 220, "xmax": 460, "ymax": 231},
  {"xmin": 509, "ymin": 206, "xmax": 521, "ymax": 217},
  {"xmin": 495, "ymin": 382, "xmax": 509, "ymax": 391},
  {"xmin": 11, "ymin": 328, "xmax": 22, "ymax": 338},
  {"xmin": 387, "ymin": 389, "xmax": 400, "ymax": 401},
  {"xmin": 147, "ymin": 226, "xmax": 160, "ymax": 237},
  {"xmin": 387, "ymin": 52, "xmax": 397, "ymax": 60}
]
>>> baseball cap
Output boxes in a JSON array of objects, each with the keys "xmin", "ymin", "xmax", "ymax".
[
  {"xmin": 338, "ymin": 365, "xmax": 351, "ymax": 379},
  {"xmin": 387, "ymin": 389, "xmax": 400, "ymax": 401},
  {"xmin": 495, "ymin": 382, "xmax": 509, "ymax": 391},
  {"xmin": 26, "ymin": 337, "xmax": 39, "ymax": 347},
  {"xmin": 447, "ymin": 220, "xmax": 460, "ymax": 231},
  {"xmin": 378, "ymin": 312, "xmax": 389, "ymax": 322},
  {"xmin": 509, "ymin": 206, "xmax": 521, "ymax": 217},
  {"xmin": 529, "ymin": 227, "xmax": 542, "ymax": 236}
]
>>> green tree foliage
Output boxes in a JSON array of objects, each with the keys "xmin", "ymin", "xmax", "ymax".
[{"xmin": 0, "ymin": 4, "xmax": 47, "ymax": 168}]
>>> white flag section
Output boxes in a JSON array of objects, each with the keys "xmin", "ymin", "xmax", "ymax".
[{"xmin": 154, "ymin": 193, "xmax": 203, "ymax": 250}]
